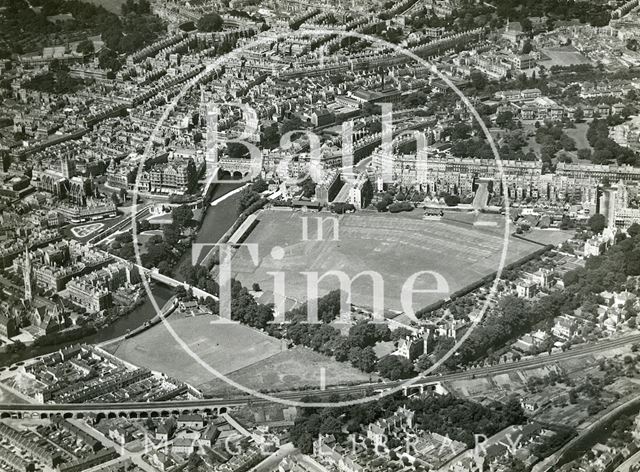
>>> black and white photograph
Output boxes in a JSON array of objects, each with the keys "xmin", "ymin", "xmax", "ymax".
[{"xmin": 0, "ymin": 0, "xmax": 639, "ymax": 470}]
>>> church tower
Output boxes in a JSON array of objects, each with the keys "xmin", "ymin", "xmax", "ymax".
[
  {"xmin": 23, "ymin": 248, "xmax": 32, "ymax": 302},
  {"xmin": 61, "ymin": 154, "xmax": 74, "ymax": 179}
]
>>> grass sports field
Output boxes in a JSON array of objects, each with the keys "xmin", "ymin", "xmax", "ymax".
[
  {"xmin": 230, "ymin": 209, "xmax": 543, "ymax": 312},
  {"xmin": 202, "ymin": 346, "xmax": 378, "ymax": 396},
  {"xmin": 107, "ymin": 315, "xmax": 284, "ymax": 392},
  {"xmin": 540, "ymin": 46, "xmax": 591, "ymax": 68}
]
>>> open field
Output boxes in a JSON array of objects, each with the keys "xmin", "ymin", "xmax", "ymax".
[
  {"xmin": 564, "ymin": 122, "xmax": 593, "ymax": 152},
  {"xmin": 201, "ymin": 346, "xmax": 378, "ymax": 396},
  {"xmin": 540, "ymin": 46, "xmax": 591, "ymax": 68},
  {"xmin": 524, "ymin": 229, "xmax": 575, "ymax": 246},
  {"xmin": 107, "ymin": 314, "xmax": 285, "ymax": 391},
  {"xmin": 230, "ymin": 210, "xmax": 543, "ymax": 312}
]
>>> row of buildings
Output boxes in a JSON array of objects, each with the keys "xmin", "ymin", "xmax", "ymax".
[{"xmin": 106, "ymin": 153, "xmax": 201, "ymax": 196}]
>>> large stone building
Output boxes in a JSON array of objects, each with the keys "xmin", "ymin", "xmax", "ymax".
[
  {"xmin": 65, "ymin": 262, "xmax": 139, "ymax": 312},
  {"xmin": 138, "ymin": 156, "xmax": 196, "ymax": 195}
]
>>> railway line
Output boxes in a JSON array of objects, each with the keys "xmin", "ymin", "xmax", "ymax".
[{"xmin": 0, "ymin": 332, "xmax": 636, "ymax": 413}]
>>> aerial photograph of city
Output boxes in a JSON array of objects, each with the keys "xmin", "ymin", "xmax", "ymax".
[{"xmin": 3, "ymin": 0, "xmax": 640, "ymax": 470}]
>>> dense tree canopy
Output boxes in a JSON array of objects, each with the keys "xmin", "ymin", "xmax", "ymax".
[
  {"xmin": 290, "ymin": 392, "xmax": 526, "ymax": 453},
  {"xmin": 588, "ymin": 214, "xmax": 606, "ymax": 234},
  {"xmin": 172, "ymin": 205, "xmax": 194, "ymax": 228},
  {"xmin": 197, "ymin": 12, "xmax": 223, "ymax": 32},
  {"xmin": 0, "ymin": 0, "xmax": 165, "ymax": 63},
  {"xmin": 376, "ymin": 355, "xmax": 416, "ymax": 380}
]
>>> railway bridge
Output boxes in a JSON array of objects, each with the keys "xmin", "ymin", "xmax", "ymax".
[{"xmin": 0, "ymin": 402, "xmax": 236, "ymax": 421}]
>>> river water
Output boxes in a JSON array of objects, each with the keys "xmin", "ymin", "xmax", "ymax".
[
  {"xmin": 195, "ymin": 181, "xmax": 244, "ymax": 257},
  {"xmin": 0, "ymin": 284, "xmax": 173, "ymax": 367},
  {"xmin": 0, "ymin": 181, "xmax": 243, "ymax": 368}
]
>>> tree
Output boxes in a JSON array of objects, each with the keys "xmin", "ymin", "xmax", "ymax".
[
  {"xmin": 331, "ymin": 202, "xmax": 355, "ymax": 214},
  {"xmin": 172, "ymin": 205, "xmax": 193, "ymax": 228},
  {"xmin": 252, "ymin": 283, "xmax": 261, "ymax": 292},
  {"xmin": 504, "ymin": 396, "xmax": 526, "ymax": 425},
  {"xmin": 319, "ymin": 416, "xmax": 343, "ymax": 436},
  {"xmin": 444, "ymin": 195, "xmax": 460, "ymax": 206},
  {"xmin": 577, "ymin": 148, "xmax": 592, "ymax": 161},
  {"xmin": 163, "ymin": 223, "xmax": 181, "ymax": 246},
  {"xmin": 348, "ymin": 346, "xmax": 377, "ymax": 372},
  {"xmin": 415, "ymin": 354, "xmax": 433, "ymax": 371},
  {"xmin": 261, "ymin": 123, "xmax": 279, "ymax": 148},
  {"xmin": 238, "ymin": 187, "xmax": 262, "ymax": 214},
  {"xmin": 175, "ymin": 285, "xmax": 187, "ymax": 299},
  {"xmin": 557, "ymin": 152, "xmax": 572, "ymax": 163},
  {"xmin": 391, "ymin": 327, "xmax": 413, "ymax": 341},
  {"xmin": 227, "ymin": 142, "xmax": 249, "ymax": 160},
  {"xmin": 251, "ymin": 178, "xmax": 268, "ymax": 193},
  {"xmin": 348, "ymin": 322, "xmax": 390, "ymax": 348},
  {"xmin": 470, "ymin": 69, "xmax": 487, "ymax": 91},
  {"xmin": 157, "ymin": 260, "xmax": 172, "ymax": 275},
  {"xmin": 496, "ymin": 110, "xmax": 515, "ymax": 129},
  {"xmin": 334, "ymin": 338, "xmax": 351, "ymax": 362},
  {"xmin": 628, "ymin": 223, "xmax": 640, "ymax": 237},
  {"xmin": 197, "ymin": 12, "xmax": 223, "ymax": 32},
  {"xmin": 122, "ymin": 0, "xmax": 151, "ymax": 14},
  {"xmin": 76, "ymin": 39, "xmax": 94, "ymax": 55},
  {"xmin": 301, "ymin": 178, "xmax": 316, "ymax": 198},
  {"xmin": 376, "ymin": 200, "xmax": 388, "ymax": 212},
  {"xmin": 588, "ymin": 214, "xmax": 606, "ymax": 234},
  {"xmin": 560, "ymin": 134, "xmax": 576, "ymax": 151}
]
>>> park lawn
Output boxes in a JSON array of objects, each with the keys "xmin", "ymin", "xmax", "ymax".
[
  {"xmin": 200, "ymin": 346, "xmax": 378, "ymax": 396},
  {"xmin": 564, "ymin": 122, "xmax": 593, "ymax": 152},
  {"xmin": 523, "ymin": 229, "xmax": 575, "ymax": 246},
  {"xmin": 107, "ymin": 314, "xmax": 285, "ymax": 391}
]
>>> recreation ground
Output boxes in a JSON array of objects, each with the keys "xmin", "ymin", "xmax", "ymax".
[
  {"xmin": 230, "ymin": 209, "xmax": 547, "ymax": 313},
  {"xmin": 107, "ymin": 315, "xmax": 284, "ymax": 392},
  {"xmin": 106, "ymin": 315, "xmax": 373, "ymax": 394},
  {"xmin": 108, "ymin": 209, "xmax": 570, "ymax": 395}
]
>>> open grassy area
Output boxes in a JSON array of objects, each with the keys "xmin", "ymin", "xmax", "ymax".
[
  {"xmin": 564, "ymin": 122, "xmax": 593, "ymax": 153},
  {"xmin": 524, "ymin": 229, "xmax": 575, "ymax": 246},
  {"xmin": 201, "ymin": 346, "xmax": 378, "ymax": 396},
  {"xmin": 106, "ymin": 314, "xmax": 285, "ymax": 392},
  {"xmin": 540, "ymin": 46, "xmax": 591, "ymax": 68},
  {"xmin": 230, "ymin": 209, "xmax": 543, "ymax": 312}
]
